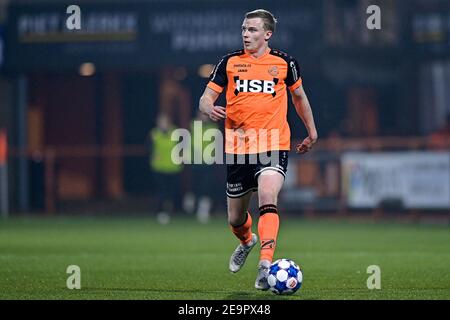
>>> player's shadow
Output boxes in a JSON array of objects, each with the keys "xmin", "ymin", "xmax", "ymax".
[
  {"xmin": 85, "ymin": 287, "xmax": 232, "ymax": 295},
  {"xmin": 83, "ymin": 288, "xmax": 316, "ymax": 299},
  {"xmin": 224, "ymin": 292, "xmax": 315, "ymax": 300}
]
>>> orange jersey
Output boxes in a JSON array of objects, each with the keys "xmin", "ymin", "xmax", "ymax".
[{"xmin": 207, "ymin": 47, "xmax": 302, "ymax": 154}]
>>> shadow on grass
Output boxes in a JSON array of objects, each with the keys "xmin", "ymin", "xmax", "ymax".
[
  {"xmin": 82, "ymin": 287, "xmax": 316, "ymax": 300},
  {"xmin": 225, "ymin": 292, "xmax": 318, "ymax": 300},
  {"xmin": 85, "ymin": 287, "xmax": 229, "ymax": 294}
]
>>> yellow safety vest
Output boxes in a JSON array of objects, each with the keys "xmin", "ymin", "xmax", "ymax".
[{"xmin": 149, "ymin": 127, "xmax": 183, "ymax": 174}]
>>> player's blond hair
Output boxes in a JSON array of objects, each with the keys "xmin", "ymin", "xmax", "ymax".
[{"xmin": 245, "ymin": 9, "xmax": 277, "ymax": 32}]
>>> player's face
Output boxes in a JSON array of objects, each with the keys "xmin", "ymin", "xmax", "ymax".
[{"xmin": 241, "ymin": 18, "xmax": 271, "ymax": 53}]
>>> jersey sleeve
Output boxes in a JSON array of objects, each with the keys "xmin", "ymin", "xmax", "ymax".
[
  {"xmin": 285, "ymin": 57, "xmax": 302, "ymax": 91},
  {"xmin": 207, "ymin": 56, "xmax": 228, "ymax": 93}
]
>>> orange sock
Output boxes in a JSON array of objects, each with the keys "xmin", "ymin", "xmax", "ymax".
[
  {"xmin": 258, "ymin": 205, "xmax": 279, "ymax": 262},
  {"xmin": 230, "ymin": 212, "xmax": 253, "ymax": 245}
]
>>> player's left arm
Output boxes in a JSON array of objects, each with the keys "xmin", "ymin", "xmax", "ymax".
[{"xmin": 290, "ymin": 85, "xmax": 318, "ymax": 154}]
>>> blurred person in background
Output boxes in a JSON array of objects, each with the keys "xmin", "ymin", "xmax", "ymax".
[
  {"xmin": 183, "ymin": 110, "xmax": 220, "ymax": 224},
  {"xmin": 148, "ymin": 113, "xmax": 183, "ymax": 221},
  {"xmin": 198, "ymin": 9, "xmax": 318, "ymax": 290}
]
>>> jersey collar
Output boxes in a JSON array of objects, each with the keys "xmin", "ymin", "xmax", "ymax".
[{"xmin": 244, "ymin": 47, "xmax": 271, "ymax": 60}]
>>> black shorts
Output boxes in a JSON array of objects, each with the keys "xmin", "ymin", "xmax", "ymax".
[{"xmin": 226, "ymin": 150, "xmax": 288, "ymax": 198}]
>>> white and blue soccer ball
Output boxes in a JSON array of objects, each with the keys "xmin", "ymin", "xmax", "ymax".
[{"xmin": 267, "ymin": 258, "xmax": 303, "ymax": 295}]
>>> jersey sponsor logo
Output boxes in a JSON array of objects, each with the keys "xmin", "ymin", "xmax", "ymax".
[
  {"xmin": 233, "ymin": 63, "xmax": 251, "ymax": 68},
  {"xmin": 233, "ymin": 76, "xmax": 278, "ymax": 97}
]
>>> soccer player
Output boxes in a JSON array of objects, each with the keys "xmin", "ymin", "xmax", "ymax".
[{"xmin": 198, "ymin": 9, "xmax": 318, "ymax": 290}]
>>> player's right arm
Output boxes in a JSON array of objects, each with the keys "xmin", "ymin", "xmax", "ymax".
[
  {"xmin": 199, "ymin": 87, "xmax": 226, "ymax": 122},
  {"xmin": 199, "ymin": 55, "xmax": 230, "ymax": 122}
]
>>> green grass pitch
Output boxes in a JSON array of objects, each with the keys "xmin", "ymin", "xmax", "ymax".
[{"xmin": 0, "ymin": 215, "xmax": 449, "ymax": 300}]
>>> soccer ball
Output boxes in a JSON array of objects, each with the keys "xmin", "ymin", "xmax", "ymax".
[{"xmin": 267, "ymin": 258, "xmax": 303, "ymax": 295}]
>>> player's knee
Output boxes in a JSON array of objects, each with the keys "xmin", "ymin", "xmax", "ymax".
[
  {"xmin": 227, "ymin": 209, "xmax": 247, "ymax": 226},
  {"xmin": 259, "ymin": 183, "xmax": 278, "ymax": 195},
  {"xmin": 258, "ymin": 187, "xmax": 277, "ymax": 205}
]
